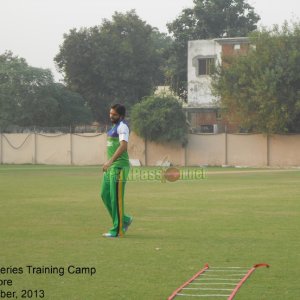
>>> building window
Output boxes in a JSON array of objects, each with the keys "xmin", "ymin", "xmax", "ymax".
[
  {"xmin": 198, "ymin": 58, "xmax": 215, "ymax": 75},
  {"xmin": 234, "ymin": 44, "xmax": 241, "ymax": 50},
  {"xmin": 200, "ymin": 124, "xmax": 214, "ymax": 133},
  {"xmin": 216, "ymin": 110, "xmax": 222, "ymax": 120}
]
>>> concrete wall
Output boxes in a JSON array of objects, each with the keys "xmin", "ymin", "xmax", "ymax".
[
  {"xmin": 186, "ymin": 134, "xmax": 225, "ymax": 166},
  {"xmin": 0, "ymin": 132, "xmax": 300, "ymax": 167},
  {"xmin": 269, "ymin": 135, "xmax": 300, "ymax": 166},
  {"xmin": 0, "ymin": 133, "xmax": 107, "ymax": 166},
  {"xmin": 36, "ymin": 134, "xmax": 70, "ymax": 165},
  {"xmin": 227, "ymin": 134, "xmax": 267, "ymax": 166},
  {"xmin": 146, "ymin": 139, "xmax": 185, "ymax": 166},
  {"xmin": 72, "ymin": 133, "xmax": 106, "ymax": 165},
  {"xmin": 1, "ymin": 133, "xmax": 35, "ymax": 164}
]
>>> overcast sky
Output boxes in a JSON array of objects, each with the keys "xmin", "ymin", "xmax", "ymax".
[{"xmin": 1, "ymin": 0, "xmax": 299, "ymax": 80}]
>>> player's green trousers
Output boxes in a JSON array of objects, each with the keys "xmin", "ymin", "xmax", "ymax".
[{"xmin": 100, "ymin": 166, "xmax": 132, "ymax": 237}]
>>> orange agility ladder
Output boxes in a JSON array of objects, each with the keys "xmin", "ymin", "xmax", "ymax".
[{"xmin": 168, "ymin": 263, "xmax": 269, "ymax": 299}]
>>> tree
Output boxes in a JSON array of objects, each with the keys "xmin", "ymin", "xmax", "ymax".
[
  {"xmin": 0, "ymin": 51, "xmax": 92, "ymax": 129},
  {"xmin": 212, "ymin": 23, "xmax": 300, "ymax": 133},
  {"xmin": 130, "ymin": 95, "xmax": 188, "ymax": 146},
  {"xmin": 150, "ymin": 29, "xmax": 173, "ymax": 86},
  {"xmin": 55, "ymin": 10, "xmax": 163, "ymax": 124},
  {"xmin": 166, "ymin": 0, "xmax": 260, "ymax": 100},
  {"xmin": 51, "ymin": 83, "xmax": 92, "ymax": 127}
]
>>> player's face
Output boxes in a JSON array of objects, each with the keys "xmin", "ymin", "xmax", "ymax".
[{"xmin": 110, "ymin": 109, "xmax": 121, "ymax": 124}]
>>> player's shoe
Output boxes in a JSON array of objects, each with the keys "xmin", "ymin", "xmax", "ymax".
[
  {"xmin": 124, "ymin": 216, "xmax": 133, "ymax": 232},
  {"xmin": 102, "ymin": 233, "xmax": 118, "ymax": 238}
]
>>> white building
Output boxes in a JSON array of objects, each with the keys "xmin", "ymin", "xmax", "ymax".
[{"xmin": 187, "ymin": 37, "xmax": 249, "ymax": 107}]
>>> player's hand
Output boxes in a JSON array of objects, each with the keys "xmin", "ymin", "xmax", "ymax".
[{"xmin": 103, "ymin": 161, "xmax": 112, "ymax": 172}]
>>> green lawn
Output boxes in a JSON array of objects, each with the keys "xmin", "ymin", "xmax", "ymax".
[{"xmin": 0, "ymin": 165, "xmax": 299, "ymax": 299}]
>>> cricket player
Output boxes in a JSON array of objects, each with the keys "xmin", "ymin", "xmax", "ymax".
[{"xmin": 100, "ymin": 104, "xmax": 133, "ymax": 238}]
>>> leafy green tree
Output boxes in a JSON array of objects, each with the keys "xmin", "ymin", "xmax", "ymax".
[
  {"xmin": 0, "ymin": 51, "xmax": 91, "ymax": 128},
  {"xmin": 130, "ymin": 95, "xmax": 188, "ymax": 145},
  {"xmin": 166, "ymin": 0, "xmax": 260, "ymax": 100},
  {"xmin": 212, "ymin": 23, "xmax": 300, "ymax": 133},
  {"xmin": 51, "ymin": 83, "xmax": 92, "ymax": 127},
  {"xmin": 55, "ymin": 10, "xmax": 164, "ymax": 124},
  {"xmin": 150, "ymin": 29, "xmax": 173, "ymax": 85}
]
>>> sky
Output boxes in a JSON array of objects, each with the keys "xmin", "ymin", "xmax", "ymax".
[{"xmin": 1, "ymin": 0, "xmax": 300, "ymax": 81}]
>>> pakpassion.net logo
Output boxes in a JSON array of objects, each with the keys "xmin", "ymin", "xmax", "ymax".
[{"xmin": 106, "ymin": 167, "xmax": 206, "ymax": 182}]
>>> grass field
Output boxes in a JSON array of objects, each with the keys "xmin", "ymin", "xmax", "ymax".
[{"xmin": 0, "ymin": 165, "xmax": 299, "ymax": 299}]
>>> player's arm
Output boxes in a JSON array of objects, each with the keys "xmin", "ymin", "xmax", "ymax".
[{"xmin": 103, "ymin": 141, "xmax": 127, "ymax": 172}]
